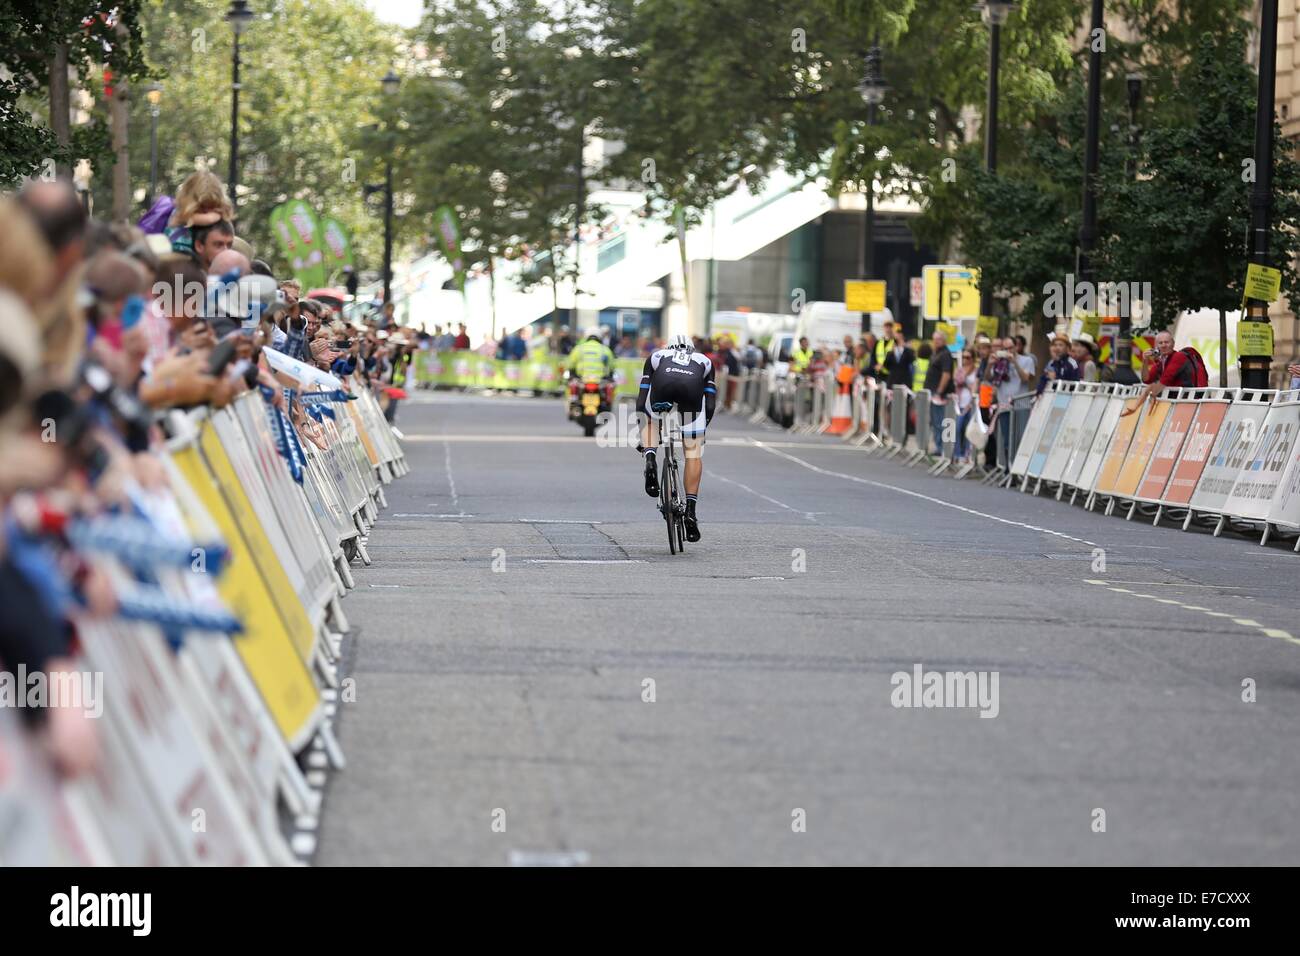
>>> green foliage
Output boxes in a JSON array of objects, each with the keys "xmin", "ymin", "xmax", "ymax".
[
  {"xmin": 0, "ymin": 0, "xmax": 150, "ymax": 185},
  {"xmin": 1102, "ymin": 25, "xmax": 1300, "ymax": 326},
  {"xmin": 92, "ymin": 0, "xmax": 400, "ymax": 279}
]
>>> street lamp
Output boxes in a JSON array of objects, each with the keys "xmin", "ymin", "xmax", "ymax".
[
  {"xmin": 1110, "ymin": 70, "xmax": 1144, "ymax": 385},
  {"xmin": 856, "ymin": 41, "xmax": 887, "ymax": 289},
  {"xmin": 977, "ymin": 1, "xmax": 1015, "ymax": 324},
  {"xmin": 381, "ymin": 70, "xmax": 400, "ymax": 309},
  {"xmin": 225, "ymin": 0, "xmax": 254, "ymax": 217},
  {"xmin": 1077, "ymin": 0, "xmax": 1104, "ymax": 320},
  {"xmin": 1242, "ymin": 0, "xmax": 1280, "ymax": 389},
  {"xmin": 145, "ymin": 82, "xmax": 162, "ymax": 207}
]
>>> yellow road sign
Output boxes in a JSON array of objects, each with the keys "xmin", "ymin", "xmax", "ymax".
[
  {"xmin": 923, "ymin": 264, "xmax": 981, "ymax": 320},
  {"xmin": 844, "ymin": 279, "xmax": 887, "ymax": 313}
]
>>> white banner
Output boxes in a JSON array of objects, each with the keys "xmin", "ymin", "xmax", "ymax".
[
  {"xmin": 1222, "ymin": 391, "xmax": 1300, "ymax": 522},
  {"xmin": 1188, "ymin": 390, "xmax": 1275, "ymax": 517}
]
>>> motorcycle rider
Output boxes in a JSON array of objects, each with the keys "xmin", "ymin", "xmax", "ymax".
[{"xmin": 566, "ymin": 326, "xmax": 615, "ymax": 384}]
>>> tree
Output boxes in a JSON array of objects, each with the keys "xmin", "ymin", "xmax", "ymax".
[
  {"xmin": 93, "ymin": 0, "xmax": 399, "ymax": 278},
  {"xmin": 1102, "ymin": 26, "xmax": 1300, "ymax": 378},
  {"xmin": 397, "ymin": 0, "xmax": 607, "ymax": 314},
  {"xmin": 0, "ymin": 0, "xmax": 149, "ymax": 186}
]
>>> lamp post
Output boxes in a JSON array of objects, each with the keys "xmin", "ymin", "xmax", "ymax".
[
  {"xmin": 1242, "ymin": 0, "xmax": 1280, "ymax": 389},
  {"xmin": 856, "ymin": 40, "xmax": 887, "ymax": 289},
  {"xmin": 381, "ymin": 69, "xmax": 400, "ymax": 309},
  {"xmin": 145, "ymin": 82, "xmax": 162, "ymax": 207},
  {"xmin": 1077, "ymin": 0, "xmax": 1104, "ymax": 319},
  {"xmin": 978, "ymin": 1, "xmax": 1015, "ymax": 325},
  {"xmin": 1108, "ymin": 70, "xmax": 1144, "ymax": 384},
  {"xmin": 225, "ymin": 0, "xmax": 253, "ymax": 216}
]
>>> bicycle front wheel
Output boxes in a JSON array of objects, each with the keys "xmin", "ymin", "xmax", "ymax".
[{"xmin": 661, "ymin": 453, "xmax": 678, "ymax": 554}]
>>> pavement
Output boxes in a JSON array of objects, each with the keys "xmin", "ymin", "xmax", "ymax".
[{"xmin": 315, "ymin": 388, "xmax": 1300, "ymax": 866}]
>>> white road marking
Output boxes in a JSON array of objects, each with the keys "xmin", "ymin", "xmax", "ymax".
[
  {"xmin": 1091, "ymin": 580, "xmax": 1262, "ymax": 590},
  {"xmin": 525, "ymin": 558, "xmax": 647, "ymax": 564},
  {"xmin": 508, "ymin": 849, "xmax": 590, "ymax": 867},
  {"xmin": 1083, "ymin": 579, "xmax": 1300, "ymax": 648},
  {"xmin": 444, "ymin": 441, "xmax": 459, "ymax": 509},
  {"xmin": 519, "ymin": 518, "xmax": 603, "ymax": 524},
  {"xmin": 751, "ymin": 440, "xmax": 1101, "ymax": 548},
  {"xmin": 706, "ymin": 469, "xmax": 818, "ymax": 522},
  {"xmin": 392, "ymin": 512, "xmax": 476, "ymax": 518}
]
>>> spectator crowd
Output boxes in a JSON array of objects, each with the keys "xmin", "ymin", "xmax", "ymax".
[{"xmin": 0, "ymin": 170, "xmax": 412, "ymax": 779}]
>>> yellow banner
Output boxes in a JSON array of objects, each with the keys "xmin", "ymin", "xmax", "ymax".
[
  {"xmin": 1115, "ymin": 399, "xmax": 1172, "ymax": 497},
  {"xmin": 169, "ymin": 445, "xmax": 321, "ymax": 747},
  {"xmin": 976, "ymin": 315, "xmax": 999, "ymax": 339},
  {"xmin": 198, "ymin": 422, "xmax": 316, "ymax": 663},
  {"xmin": 845, "ymin": 280, "xmax": 886, "ymax": 313},
  {"xmin": 1095, "ymin": 399, "xmax": 1145, "ymax": 495}
]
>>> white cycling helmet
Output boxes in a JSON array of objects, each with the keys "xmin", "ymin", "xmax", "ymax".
[
  {"xmin": 667, "ymin": 333, "xmax": 693, "ymax": 351},
  {"xmin": 584, "ymin": 326, "xmax": 603, "ymax": 339}
]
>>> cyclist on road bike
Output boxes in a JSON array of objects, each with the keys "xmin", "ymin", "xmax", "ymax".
[{"xmin": 637, "ymin": 333, "xmax": 716, "ymax": 542}]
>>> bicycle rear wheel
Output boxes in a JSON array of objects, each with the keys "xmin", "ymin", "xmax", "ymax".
[{"xmin": 660, "ymin": 452, "xmax": 678, "ymax": 554}]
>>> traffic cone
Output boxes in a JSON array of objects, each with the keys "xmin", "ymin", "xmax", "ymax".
[{"xmin": 826, "ymin": 365, "xmax": 856, "ymax": 434}]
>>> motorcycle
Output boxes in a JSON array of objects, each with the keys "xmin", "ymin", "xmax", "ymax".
[{"xmin": 566, "ymin": 374, "xmax": 614, "ymax": 437}]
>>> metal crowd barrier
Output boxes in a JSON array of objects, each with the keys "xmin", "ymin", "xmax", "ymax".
[{"xmin": 2, "ymin": 373, "xmax": 410, "ymax": 866}]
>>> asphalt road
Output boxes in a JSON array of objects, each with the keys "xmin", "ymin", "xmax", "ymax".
[{"xmin": 316, "ymin": 388, "xmax": 1300, "ymax": 866}]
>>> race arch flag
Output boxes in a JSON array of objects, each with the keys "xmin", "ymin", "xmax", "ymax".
[
  {"xmin": 435, "ymin": 204, "xmax": 466, "ymax": 292},
  {"xmin": 321, "ymin": 217, "xmax": 355, "ymax": 281}
]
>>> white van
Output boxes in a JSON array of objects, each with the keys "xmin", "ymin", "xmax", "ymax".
[{"xmin": 765, "ymin": 301, "xmax": 895, "ymax": 376}]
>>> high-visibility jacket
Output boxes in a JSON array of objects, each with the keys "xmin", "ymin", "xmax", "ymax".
[
  {"xmin": 912, "ymin": 357, "xmax": 930, "ymax": 393},
  {"xmin": 873, "ymin": 339, "xmax": 889, "ymax": 375},
  {"xmin": 790, "ymin": 346, "xmax": 814, "ymax": 374},
  {"xmin": 567, "ymin": 338, "xmax": 614, "ymax": 382},
  {"xmin": 392, "ymin": 352, "xmax": 411, "ymax": 387}
]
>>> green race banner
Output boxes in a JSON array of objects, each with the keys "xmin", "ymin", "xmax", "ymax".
[
  {"xmin": 321, "ymin": 217, "xmax": 355, "ymax": 281},
  {"xmin": 270, "ymin": 199, "xmax": 328, "ymax": 290},
  {"xmin": 413, "ymin": 351, "xmax": 573, "ymax": 395},
  {"xmin": 435, "ymin": 205, "xmax": 467, "ymax": 292}
]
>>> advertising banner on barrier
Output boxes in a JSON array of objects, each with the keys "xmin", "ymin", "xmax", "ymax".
[
  {"xmin": 1060, "ymin": 387, "xmax": 1110, "ymax": 488},
  {"xmin": 170, "ymin": 445, "xmax": 322, "ymax": 749},
  {"xmin": 1162, "ymin": 397, "xmax": 1231, "ymax": 506},
  {"xmin": 1074, "ymin": 389, "xmax": 1134, "ymax": 494},
  {"xmin": 0, "ymin": 707, "xmax": 91, "ymax": 864},
  {"xmin": 1266, "ymin": 392, "xmax": 1300, "ymax": 531},
  {"xmin": 80, "ymin": 617, "xmax": 266, "ymax": 865},
  {"xmin": 1221, "ymin": 393, "xmax": 1300, "ymax": 522},
  {"xmin": 1093, "ymin": 396, "xmax": 1145, "ymax": 496},
  {"xmin": 1188, "ymin": 391, "xmax": 1275, "ymax": 517},
  {"xmin": 1010, "ymin": 389, "xmax": 1055, "ymax": 477},
  {"xmin": 1040, "ymin": 384, "xmax": 1099, "ymax": 485},
  {"xmin": 1114, "ymin": 398, "xmax": 1172, "ymax": 498},
  {"xmin": 1135, "ymin": 396, "xmax": 1198, "ymax": 502},
  {"xmin": 1026, "ymin": 386, "xmax": 1074, "ymax": 478},
  {"xmin": 263, "ymin": 347, "xmax": 344, "ymax": 390},
  {"xmin": 532, "ymin": 356, "xmax": 562, "ymax": 393},
  {"xmin": 201, "ymin": 418, "xmax": 320, "ymax": 653}
]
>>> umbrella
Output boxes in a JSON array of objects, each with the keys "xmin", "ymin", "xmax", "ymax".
[{"xmin": 307, "ymin": 287, "xmax": 349, "ymax": 310}]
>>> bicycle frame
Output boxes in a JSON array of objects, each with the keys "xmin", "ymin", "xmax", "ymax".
[{"xmin": 653, "ymin": 406, "xmax": 687, "ymax": 554}]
